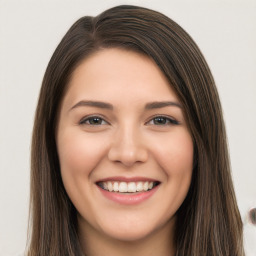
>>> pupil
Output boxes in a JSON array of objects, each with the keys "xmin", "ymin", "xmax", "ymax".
[
  {"xmin": 90, "ymin": 117, "xmax": 101, "ymax": 125},
  {"xmin": 154, "ymin": 117, "xmax": 166, "ymax": 125}
]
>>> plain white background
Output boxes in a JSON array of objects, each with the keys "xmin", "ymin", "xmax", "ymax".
[{"xmin": 0, "ymin": 0, "xmax": 255, "ymax": 255}]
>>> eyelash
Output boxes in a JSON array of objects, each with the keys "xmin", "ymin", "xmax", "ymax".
[
  {"xmin": 79, "ymin": 115, "xmax": 179, "ymax": 126},
  {"xmin": 79, "ymin": 115, "xmax": 109, "ymax": 126},
  {"xmin": 146, "ymin": 115, "xmax": 179, "ymax": 126}
]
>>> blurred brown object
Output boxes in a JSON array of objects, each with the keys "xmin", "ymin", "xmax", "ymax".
[{"xmin": 248, "ymin": 208, "xmax": 256, "ymax": 225}]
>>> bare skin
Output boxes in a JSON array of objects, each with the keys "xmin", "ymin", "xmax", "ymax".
[
  {"xmin": 78, "ymin": 215, "xmax": 175, "ymax": 256},
  {"xmin": 56, "ymin": 48, "xmax": 193, "ymax": 256}
]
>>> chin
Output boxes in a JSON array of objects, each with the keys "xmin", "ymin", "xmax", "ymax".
[
  {"xmin": 96, "ymin": 213, "xmax": 175, "ymax": 243},
  {"xmin": 101, "ymin": 224, "xmax": 156, "ymax": 242}
]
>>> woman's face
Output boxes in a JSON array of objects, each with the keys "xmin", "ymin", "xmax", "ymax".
[{"xmin": 56, "ymin": 48, "xmax": 193, "ymax": 242}]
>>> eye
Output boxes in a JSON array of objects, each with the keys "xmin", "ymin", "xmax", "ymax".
[
  {"xmin": 147, "ymin": 116, "xmax": 179, "ymax": 126},
  {"xmin": 80, "ymin": 116, "xmax": 109, "ymax": 126}
]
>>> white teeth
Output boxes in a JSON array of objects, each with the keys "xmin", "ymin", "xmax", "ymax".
[
  {"xmin": 119, "ymin": 182, "xmax": 128, "ymax": 192},
  {"xmin": 113, "ymin": 182, "xmax": 119, "ymax": 192},
  {"xmin": 100, "ymin": 181, "xmax": 157, "ymax": 193},
  {"xmin": 127, "ymin": 182, "xmax": 136, "ymax": 192},
  {"xmin": 143, "ymin": 181, "xmax": 149, "ymax": 191},
  {"xmin": 136, "ymin": 182, "xmax": 143, "ymax": 192},
  {"xmin": 107, "ymin": 181, "xmax": 113, "ymax": 192}
]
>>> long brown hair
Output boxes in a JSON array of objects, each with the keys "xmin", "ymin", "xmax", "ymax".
[{"xmin": 27, "ymin": 5, "xmax": 244, "ymax": 256}]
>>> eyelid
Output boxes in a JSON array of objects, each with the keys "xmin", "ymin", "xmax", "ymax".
[
  {"xmin": 78, "ymin": 114, "xmax": 179, "ymax": 126},
  {"xmin": 79, "ymin": 115, "xmax": 110, "ymax": 125},
  {"xmin": 145, "ymin": 115, "xmax": 179, "ymax": 125}
]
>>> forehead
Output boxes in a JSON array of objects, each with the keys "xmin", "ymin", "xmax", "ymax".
[{"xmin": 63, "ymin": 48, "xmax": 179, "ymax": 108}]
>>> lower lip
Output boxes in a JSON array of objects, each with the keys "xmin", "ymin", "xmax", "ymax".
[{"xmin": 97, "ymin": 185, "xmax": 159, "ymax": 205}]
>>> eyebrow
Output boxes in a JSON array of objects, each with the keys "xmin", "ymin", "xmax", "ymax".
[
  {"xmin": 69, "ymin": 100, "xmax": 182, "ymax": 111},
  {"xmin": 145, "ymin": 101, "xmax": 182, "ymax": 109},
  {"xmin": 69, "ymin": 100, "xmax": 114, "ymax": 111}
]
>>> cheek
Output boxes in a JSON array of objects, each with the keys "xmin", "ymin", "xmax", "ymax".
[
  {"xmin": 57, "ymin": 130, "xmax": 107, "ymax": 180},
  {"xmin": 56, "ymin": 130, "xmax": 110, "ymax": 212},
  {"xmin": 151, "ymin": 129, "xmax": 194, "ymax": 177}
]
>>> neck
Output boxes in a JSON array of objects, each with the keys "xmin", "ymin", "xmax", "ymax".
[{"xmin": 78, "ymin": 216, "xmax": 176, "ymax": 256}]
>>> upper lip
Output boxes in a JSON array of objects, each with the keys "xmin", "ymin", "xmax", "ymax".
[{"xmin": 96, "ymin": 176, "xmax": 160, "ymax": 183}]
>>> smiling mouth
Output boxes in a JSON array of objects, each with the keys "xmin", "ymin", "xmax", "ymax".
[{"xmin": 96, "ymin": 181, "xmax": 160, "ymax": 193}]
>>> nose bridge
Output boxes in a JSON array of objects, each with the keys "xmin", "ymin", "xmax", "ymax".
[
  {"xmin": 108, "ymin": 121, "xmax": 148, "ymax": 166},
  {"xmin": 120, "ymin": 122, "xmax": 137, "ymax": 146}
]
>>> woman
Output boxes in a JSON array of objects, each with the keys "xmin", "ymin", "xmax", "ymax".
[{"xmin": 27, "ymin": 5, "xmax": 244, "ymax": 256}]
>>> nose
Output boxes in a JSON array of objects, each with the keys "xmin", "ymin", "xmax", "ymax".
[{"xmin": 108, "ymin": 126, "xmax": 148, "ymax": 167}]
